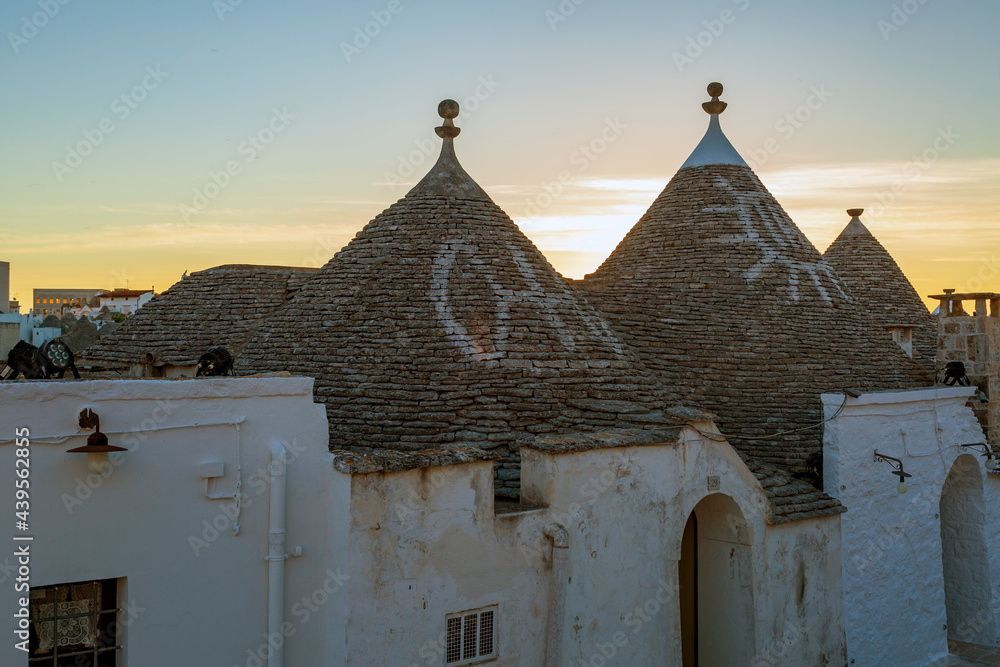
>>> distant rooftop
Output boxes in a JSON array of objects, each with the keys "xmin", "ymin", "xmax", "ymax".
[
  {"xmin": 99, "ymin": 288, "xmax": 153, "ymax": 298},
  {"xmin": 823, "ymin": 208, "xmax": 936, "ymax": 370}
]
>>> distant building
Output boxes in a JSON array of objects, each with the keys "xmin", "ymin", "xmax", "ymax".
[
  {"xmin": 33, "ymin": 288, "xmax": 102, "ymax": 317},
  {"xmin": 97, "ymin": 288, "xmax": 155, "ymax": 314},
  {"xmin": 0, "ymin": 261, "xmax": 9, "ymax": 315},
  {"xmin": 8, "ymin": 300, "xmax": 19, "ymax": 314}
]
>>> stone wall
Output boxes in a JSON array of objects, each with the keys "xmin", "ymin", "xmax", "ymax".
[
  {"xmin": 520, "ymin": 430, "xmax": 845, "ymax": 667},
  {"xmin": 937, "ymin": 295, "xmax": 1000, "ymax": 449},
  {"xmin": 342, "ymin": 420, "xmax": 846, "ymax": 666}
]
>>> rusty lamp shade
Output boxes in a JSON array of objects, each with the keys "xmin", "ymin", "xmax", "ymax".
[
  {"xmin": 68, "ymin": 409, "xmax": 127, "ymax": 454},
  {"xmin": 67, "ymin": 431, "xmax": 126, "ymax": 454}
]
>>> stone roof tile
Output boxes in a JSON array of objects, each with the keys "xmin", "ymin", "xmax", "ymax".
[
  {"xmin": 579, "ymin": 84, "xmax": 932, "ymax": 520},
  {"xmin": 823, "ymin": 209, "xmax": 936, "ymax": 372},
  {"xmin": 84, "ymin": 264, "xmax": 318, "ymax": 366},
  {"xmin": 238, "ymin": 101, "xmax": 672, "ymax": 464}
]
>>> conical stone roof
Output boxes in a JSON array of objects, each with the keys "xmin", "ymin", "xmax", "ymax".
[
  {"xmin": 84, "ymin": 264, "xmax": 318, "ymax": 366},
  {"xmin": 238, "ymin": 101, "xmax": 670, "ymax": 478},
  {"xmin": 824, "ymin": 209, "xmax": 936, "ymax": 370},
  {"xmin": 581, "ymin": 84, "xmax": 931, "ymax": 474}
]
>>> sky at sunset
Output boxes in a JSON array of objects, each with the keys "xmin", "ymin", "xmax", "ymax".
[{"xmin": 2, "ymin": 0, "xmax": 998, "ymax": 310}]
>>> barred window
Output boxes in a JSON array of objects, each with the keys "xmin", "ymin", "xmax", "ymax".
[
  {"xmin": 28, "ymin": 578, "xmax": 123, "ymax": 666},
  {"xmin": 445, "ymin": 605, "xmax": 496, "ymax": 665}
]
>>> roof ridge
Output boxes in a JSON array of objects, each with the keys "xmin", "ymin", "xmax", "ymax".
[{"xmin": 194, "ymin": 264, "xmax": 319, "ymax": 274}]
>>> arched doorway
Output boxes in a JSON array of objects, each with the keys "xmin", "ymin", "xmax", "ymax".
[
  {"xmin": 940, "ymin": 454, "xmax": 997, "ymax": 646},
  {"xmin": 679, "ymin": 493, "xmax": 755, "ymax": 666}
]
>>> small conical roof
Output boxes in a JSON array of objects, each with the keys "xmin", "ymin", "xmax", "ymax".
[
  {"xmin": 239, "ymin": 100, "xmax": 668, "ymax": 456},
  {"xmin": 824, "ymin": 209, "xmax": 936, "ymax": 368},
  {"xmin": 824, "ymin": 209, "xmax": 931, "ymax": 323},
  {"xmin": 583, "ymin": 83, "xmax": 930, "ymax": 473}
]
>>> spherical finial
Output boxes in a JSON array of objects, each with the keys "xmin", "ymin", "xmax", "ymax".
[
  {"xmin": 438, "ymin": 99, "xmax": 460, "ymax": 120},
  {"xmin": 435, "ymin": 99, "xmax": 461, "ymax": 139},
  {"xmin": 846, "ymin": 208, "xmax": 864, "ymax": 218},
  {"xmin": 702, "ymin": 82, "xmax": 727, "ymax": 115}
]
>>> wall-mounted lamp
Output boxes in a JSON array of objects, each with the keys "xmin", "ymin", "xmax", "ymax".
[
  {"xmin": 68, "ymin": 409, "xmax": 126, "ymax": 472},
  {"xmin": 961, "ymin": 443, "xmax": 999, "ymax": 474},
  {"xmin": 874, "ymin": 451, "xmax": 913, "ymax": 494}
]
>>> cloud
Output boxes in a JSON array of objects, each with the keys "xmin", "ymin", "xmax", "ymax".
[{"xmin": 501, "ymin": 158, "xmax": 1000, "ymax": 279}]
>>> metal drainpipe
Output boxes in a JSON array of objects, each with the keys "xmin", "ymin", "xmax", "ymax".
[
  {"xmin": 267, "ymin": 442, "xmax": 288, "ymax": 667},
  {"xmin": 544, "ymin": 523, "xmax": 569, "ymax": 667}
]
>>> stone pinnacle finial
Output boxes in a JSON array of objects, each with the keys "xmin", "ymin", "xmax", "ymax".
[
  {"xmin": 847, "ymin": 208, "xmax": 864, "ymax": 218},
  {"xmin": 702, "ymin": 82, "xmax": 728, "ymax": 115},
  {"xmin": 435, "ymin": 99, "xmax": 461, "ymax": 139}
]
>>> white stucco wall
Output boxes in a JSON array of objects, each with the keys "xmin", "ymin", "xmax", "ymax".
[
  {"xmin": 341, "ymin": 424, "xmax": 845, "ymax": 666},
  {"xmin": 0, "ymin": 377, "xmax": 345, "ymax": 667},
  {"xmin": 823, "ymin": 386, "xmax": 1000, "ymax": 667},
  {"xmin": 1, "ymin": 378, "xmax": 849, "ymax": 667},
  {"xmin": 755, "ymin": 518, "xmax": 844, "ymax": 667},
  {"xmin": 345, "ymin": 462, "xmax": 553, "ymax": 666},
  {"xmin": 988, "ymin": 466, "xmax": 1000, "ymax": 645},
  {"xmin": 519, "ymin": 424, "xmax": 845, "ymax": 667},
  {"xmin": 0, "ymin": 312, "xmax": 33, "ymax": 345}
]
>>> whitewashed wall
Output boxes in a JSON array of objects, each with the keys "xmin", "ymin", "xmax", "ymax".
[
  {"xmin": 0, "ymin": 378, "xmax": 849, "ymax": 667},
  {"xmin": 988, "ymin": 465, "xmax": 1000, "ymax": 649},
  {"xmin": 755, "ymin": 518, "xmax": 844, "ymax": 667},
  {"xmin": 344, "ymin": 462, "xmax": 553, "ymax": 666},
  {"xmin": 823, "ymin": 386, "xmax": 1000, "ymax": 667},
  {"xmin": 521, "ymin": 425, "xmax": 845, "ymax": 667},
  {"xmin": 0, "ymin": 377, "xmax": 345, "ymax": 667},
  {"xmin": 347, "ymin": 422, "xmax": 846, "ymax": 666}
]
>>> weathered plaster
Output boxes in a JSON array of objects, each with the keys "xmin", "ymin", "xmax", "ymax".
[
  {"xmin": 1, "ymin": 378, "xmax": 849, "ymax": 666},
  {"xmin": 519, "ymin": 426, "xmax": 844, "ymax": 667},
  {"xmin": 344, "ymin": 462, "xmax": 551, "ymax": 666},
  {"xmin": 823, "ymin": 386, "xmax": 1000, "ymax": 667},
  {"xmin": 339, "ymin": 424, "xmax": 844, "ymax": 665}
]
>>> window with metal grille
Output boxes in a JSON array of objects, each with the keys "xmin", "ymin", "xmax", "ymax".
[
  {"xmin": 445, "ymin": 605, "xmax": 497, "ymax": 665},
  {"xmin": 28, "ymin": 578, "xmax": 123, "ymax": 666}
]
